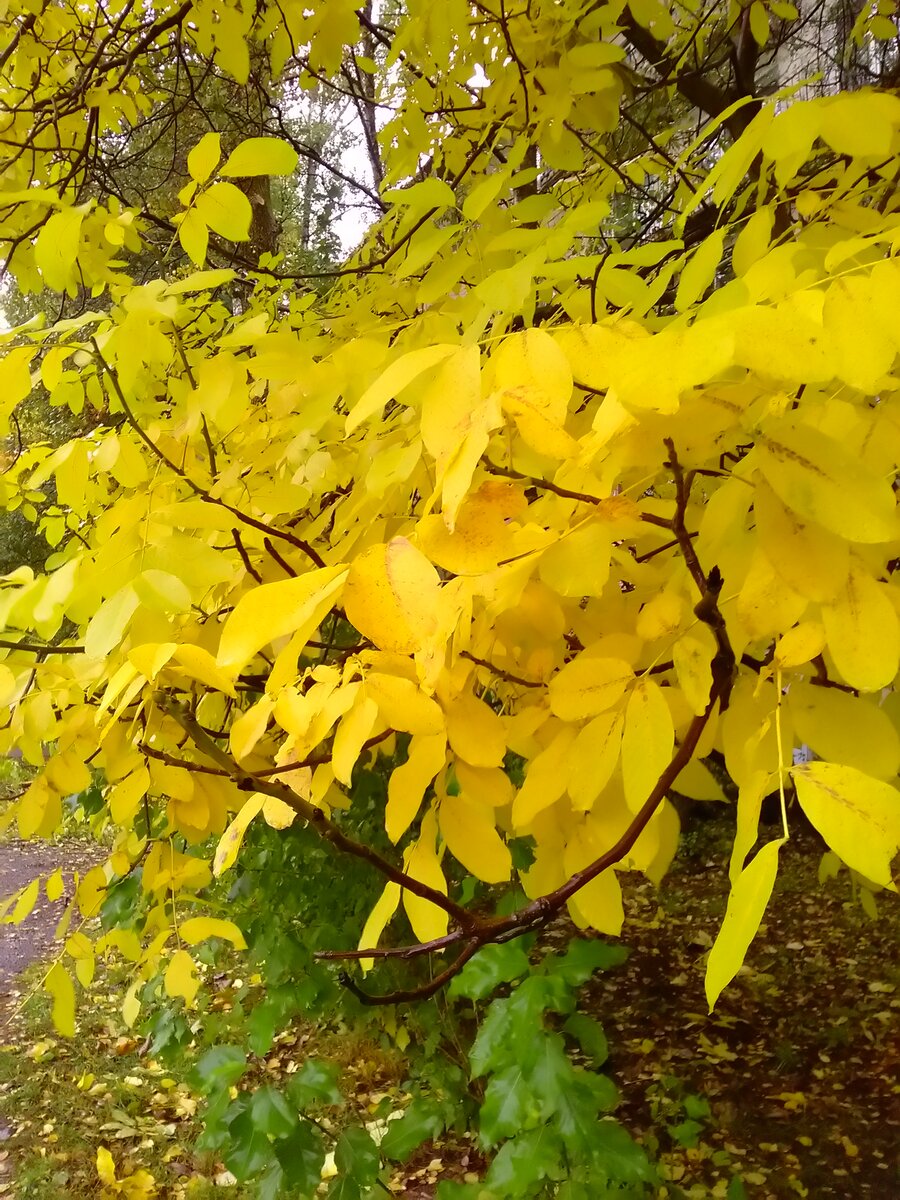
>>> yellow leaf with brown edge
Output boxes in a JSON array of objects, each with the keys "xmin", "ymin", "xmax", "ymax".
[
  {"xmin": 756, "ymin": 419, "xmax": 898, "ymax": 544},
  {"xmin": 344, "ymin": 538, "xmax": 440, "ymax": 654},
  {"xmin": 793, "ymin": 761, "xmax": 900, "ymax": 890},
  {"xmin": 213, "ymin": 794, "xmax": 265, "ymax": 876}
]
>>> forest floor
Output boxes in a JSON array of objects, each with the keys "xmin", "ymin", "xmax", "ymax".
[{"xmin": 0, "ymin": 820, "xmax": 896, "ymax": 1198}]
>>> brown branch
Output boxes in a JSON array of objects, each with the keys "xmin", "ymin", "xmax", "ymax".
[
  {"xmin": 482, "ymin": 458, "xmax": 672, "ymax": 531},
  {"xmin": 459, "ymin": 650, "xmax": 543, "ymax": 689},
  {"xmin": 0, "ymin": 638, "xmax": 84, "ymax": 655},
  {"xmin": 91, "ymin": 341, "xmax": 326, "ymax": 568},
  {"xmin": 155, "ymin": 696, "xmax": 477, "ymax": 931}
]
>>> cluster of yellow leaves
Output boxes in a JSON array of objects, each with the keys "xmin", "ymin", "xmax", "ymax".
[{"xmin": 1, "ymin": 0, "xmax": 900, "ymax": 1027}]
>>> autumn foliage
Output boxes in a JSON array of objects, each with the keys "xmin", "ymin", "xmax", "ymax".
[{"xmin": 1, "ymin": 0, "xmax": 899, "ymax": 1049}]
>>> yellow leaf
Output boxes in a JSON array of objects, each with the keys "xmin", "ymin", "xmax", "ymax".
[
  {"xmin": 445, "ymin": 692, "xmax": 506, "ymax": 768},
  {"xmin": 262, "ymin": 796, "xmax": 297, "ymax": 829},
  {"xmin": 332, "ymin": 694, "xmax": 379, "ymax": 785},
  {"xmin": 493, "ymin": 328, "xmax": 576, "ymax": 456},
  {"xmin": 675, "ymin": 227, "xmax": 725, "ymax": 311},
  {"xmin": 195, "ymin": 181, "xmax": 252, "ymax": 241},
  {"xmin": 788, "ymin": 684, "xmax": 900, "ymax": 780},
  {"xmin": 345, "ymin": 344, "xmax": 457, "ymax": 434},
  {"xmin": 97, "ymin": 1146, "xmax": 117, "ymax": 1187},
  {"xmin": 512, "ymin": 725, "xmax": 578, "ymax": 828},
  {"xmin": 230, "ymin": 696, "xmax": 273, "ymax": 761},
  {"xmin": 673, "ymin": 633, "xmax": 715, "ymax": 715},
  {"xmin": 179, "ymin": 917, "xmax": 247, "ymax": 948},
  {"xmin": 756, "ymin": 420, "xmax": 898, "ymax": 544},
  {"xmin": 165, "ymin": 949, "xmax": 200, "ymax": 1006},
  {"xmin": 187, "ymin": 132, "xmax": 221, "ymax": 184},
  {"xmin": 636, "ymin": 590, "xmax": 682, "ymax": 641},
  {"xmin": 109, "ymin": 767, "xmax": 150, "ymax": 825},
  {"xmin": 343, "ymin": 538, "xmax": 440, "ymax": 654},
  {"xmin": 675, "ymin": 757, "xmax": 726, "ymax": 802},
  {"xmin": 793, "ymin": 761, "xmax": 900, "ymax": 889},
  {"xmin": 357, "ymin": 881, "xmax": 401, "ymax": 973},
  {"xmin": 539, "ymin": 522, "xmax": 611, "ymax": 597},
  {"xmin": 548, "ymin": 655, "xmax": 634, "ymax": 722},
  {"xmin": 729, "ymin": 771, "xmax": 769, "ymax": 884},
  {"xmin": 45, "ymin": 868, "xmax": 64, "ymax": 902},
  {"xmin": 177, "ymin": 208, "xmax": 208, "ymax": 266},
  {"xmin": 754, "ymin": 478, "xmax": 848, "ymax": 602},
  {"xmin": 217, "ymin": 565, "xmax": 348, "ymax": 674},
  {"xmin": 213, "ymin": 794, "xmax": 265, "ymax": 876},
  {"xmin": 706, "ymin": 839, "xmax": 783, "ymax": 1010},
  {"xmin": 567, "ymin": 711, "xmax": 623, "ymax": 812},
  {"xmin": 35, "ymin": 206, "xmax": 86, "ymax": 291},
  {"xmin": 822, "ymin": 561, "xmax": 899, "ymax": 691},
  {"xmin": 221, "ymin": 137, "xmax": 299, "ymax": 177},
  {"xmin": 564, "ymin": 822, "xmax": 624, "ymax": 934},
  {"xmin": 737, "ymin": 547, "xmax": 807, "ymax": 639},
  {"xmin": 774, "ymin": 621, "xmax": 826, "ymax": 668},
  {"xmin": 45, "ymin": 960, "xmax": 76, "ymax": 1037},
  {"xmin": 622, "ymin": 680, "xmax": 674, "ymax": 812},
  {"xmin": 402, "ymin": 810, "xmax": 448, "ymax": 942},
  {"xmin": 456, "ymin": 762, "xmax": 515, "ymax": 809},
  {"xmin": 10, "ymin": 877, "xmax": 40, "ymax": 924},
  {"xmin": 386, "ymin": 732, "xmax": 446, "ymax": 842},
  {"xmin": 439, "ymin": 792, "xmax": 511, "ymax": 884},
  {"xmin": 365, "ymin": 673, "xmax": 444, "ymax": 735}
]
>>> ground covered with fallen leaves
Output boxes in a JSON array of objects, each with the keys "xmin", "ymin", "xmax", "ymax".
[
  {"xmin": 0, "ymin": 821, "xmax": 896, "ymax": 1197},
  {"xmin": 587, "ymin": 823, "xmax": 900, "ymax": 1198}
]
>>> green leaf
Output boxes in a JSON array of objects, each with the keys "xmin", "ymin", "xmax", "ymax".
[
  {"xmin": 251, "ymin": 1085, "xmax": 297, "ymax": 1137},
  {"xmin": 668, "ymin": 1118, "xmax": 704, "ymax": 1147},
  {"xmin": 480, "ymin": 1065, "xmax": 539, "ymax": 1145},
  {"xmin": 585, "ymin": 1120, "xmax": 655, "ymax": 1184},
  {"xmin": 275, "ymin": 1122, "xmax": 325, "ymax": 1192},
  {"xmin": 555, "ymin": 1073, "xmax": 619, "ymax": 1151},
  {"xmin": 380, "ymin": 1098, "xmax": 445, "ymax": 1162},
  {"xmin": 470, "ymin": 976, "xmax": 573, "ymax": 1077},
  {"xmin": 549, "ymin": 938, "xmax": 629, "ymax": 986},
  {"xmin": 485, "ymin": 1127, "xmax": 564, "ymax": 1195},
  {"xmin": 334, "ymin": 1126, "xmax": 380, "ymax": 1185},
  {"xmin": 226, "ymin": 1107, "xmax": 275, "ymax": 1180},
  {"xmin": 191, "ymin": 1045, "xmax": 247, "ymax": 1092},
  {"xmin": 195, "ymin": 182, "xmax": 252, "ymax": 242},
  {"xmin": 221, "ymin": 137, "xmax": 299, "ymax": 177},
  {"xmin": 563, "ymin": 1013, "xmax": 609, "ymax": 1067},
  {"xmin": 449, "ymin": 942, "xmax": 531, "ymax": 1000},
  {"xmin": 287, "ymin": 1058, "xmax": 343, "ymax": 1108}
]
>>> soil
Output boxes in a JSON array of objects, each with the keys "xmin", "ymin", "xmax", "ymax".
[
  {"xmin": 584, "ymin": 827, "xmax": 900, "ymax": 1198},
  {"xmin": 0, "ymin": 837, "xmax": 104, "ymax": 1023}
]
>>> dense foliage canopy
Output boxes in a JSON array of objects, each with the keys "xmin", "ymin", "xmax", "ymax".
[{"xmin": 1, "ymin": 0, "xmax": 900, "ymax": 1191}]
